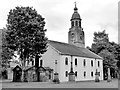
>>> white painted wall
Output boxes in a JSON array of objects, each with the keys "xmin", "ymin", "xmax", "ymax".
[
  {"xmin": 59, "ymin": 55, "xmax": 71, "ymax": 82},
  {"xmin": 95, "ymin": 59, "xmax": 103, "ymax": 80},
  {"xmin": 59, "ymin": 55, "xmax": 103, "ymax": 82},
  {"xmin": 37, "ymin": 44, "xmax": 103, "ymax": 82},
  {"xmin": 42, "ymin": 44, "xmax": 61, "ymax": 75}
]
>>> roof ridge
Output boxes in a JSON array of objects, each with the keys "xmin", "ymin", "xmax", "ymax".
[
  {"xmin": 48, "ymin": 40, "xmax": 85, "ymax": 48},
  {"xmin": 48, "ymin": 40, "xmax": 102, "ymax": 59}
]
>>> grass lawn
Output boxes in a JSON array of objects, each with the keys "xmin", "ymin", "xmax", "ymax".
[{"xmin": 1, "ymin": 79, "xmax": 118, "ymax": 88}]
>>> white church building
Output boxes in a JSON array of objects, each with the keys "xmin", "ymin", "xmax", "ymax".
[
  {"xmin": 8, "ymin": 3, "xmax": 103, "ymax": 82},
  {"xmin": 41, "ymin": 4, "xmax": 103, "ymax": 82}
]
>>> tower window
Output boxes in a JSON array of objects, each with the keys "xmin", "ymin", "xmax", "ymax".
[
  {"xmin": 71, "ymin": 21, "xmax": 74, "ymax": 27},
  {"xmin": 75, "ymin": 58, "xmax": 77, "ymax": 66},
  {"xmin": 91, "ymin": 60, "xmax": 93, "ymax": 67},
  {"xmin": 65, "ymin": 57, "xmax": 68, "ymax": 65},
  {"xmin": 75, "ymin": 21, "xmax": 78, "ymax": 26}
]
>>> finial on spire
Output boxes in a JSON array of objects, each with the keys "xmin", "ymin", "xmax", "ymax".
[
  {"xmin": 74, "ymin": 2, "xmax": 77, "ymax": 8},
  {"xmin": 74, "ymin": 1, "xmax": 78, "ymax": 11}
]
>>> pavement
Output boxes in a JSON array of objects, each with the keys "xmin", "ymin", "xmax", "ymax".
[{"xmin": 0, "ymin": 79, "xmax": 119, "ymax": 88}]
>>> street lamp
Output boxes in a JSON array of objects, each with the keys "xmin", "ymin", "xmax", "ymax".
[
  {"xmin": 107, "ymin": 67, "xmax": 111, "ymax": 82},
  {"xmin": 95, "ymin": 58, "xmax": 99, "ymax": 82},
  {"xmin": 53, "ymin": 60, "xmax": 60, "ymax": 83},
  {"xmin": 69, "ymin": 56, "xmax": 75, "ymax": 81}
]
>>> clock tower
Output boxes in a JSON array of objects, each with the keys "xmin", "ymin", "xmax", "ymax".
[{"xmin": 68, "ymin": 2, "xmax": 85, "ymax": 47}]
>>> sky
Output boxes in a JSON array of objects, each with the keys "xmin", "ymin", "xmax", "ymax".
[{"xmin": 0, "ymin": 0, "xmax": 119, "ymax": 47}]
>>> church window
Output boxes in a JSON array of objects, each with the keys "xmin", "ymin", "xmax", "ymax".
[
  {"xmin": 75, "ymin": 71, "xmax": 77, "ymax": 77},
  {"xmin": 91, "ymin": 60, "xmax": 93, "ymax": 67},
  {"xmin": 83, "ymin": 59, "xmax": 86, "ymax": 67},
  {"xmin": 98, "ymin": 61, "xmax": 100, "ymax": 67},
  {"xmin": 75, "ymin": 58, "xmax": 77, "ymax": 66},
  {"xmin": 75, "ymin": 21, "xmax": 78, "ymax": 26},
  {"xmin": 40, "ymin": 60, "xmax": 43, "ymax": 66},
  {"xmin": 91, "ymin": 72, "xmax": 93, "ymax": 77},
  {"xmin": 65, "ymin": 57, "xmax": 68, "ymax": 65},
  {"xmin": 84, "ymin": 71, "xmax": 86, "ymax": 77},
  {"xmin": 65, "ymin": 71, "xmax": 68, "ymax": 77}
]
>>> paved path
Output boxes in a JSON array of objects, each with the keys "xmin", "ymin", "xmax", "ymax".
[{"xmin": 0, "ymin": 79, "xmax": 118, "ymax": 88}]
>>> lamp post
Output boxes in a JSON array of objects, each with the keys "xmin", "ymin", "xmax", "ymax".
[
  {"xmin": 53, "ymin": 60, "xmax": 60, "ymax": 83},
  {"xmin": 107, "ymin": 67, "xmax": 111, "ymax": 82},
  {"xmin": 69, "ymin": 56, "xmax": 75, "ymax": 81},
  {"xmin": 95, "ymin": 59, "xmax": 99, "ymax": 82}
]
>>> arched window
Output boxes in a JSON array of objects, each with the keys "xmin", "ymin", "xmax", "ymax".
[
  {"xmin": 91, "ymin": 72, "xmax": 93, "ymax": 77},
  {"xmin": 75, "ymin": 58, "xmax": 77, "ymax": 66},
  {"xmin": 40, "ymin": 60, "xmax": 43, "ymax": 66},
  {"xmin": 75, "ymin": 71, "xmax": 77, "ymax": 77},
  {"xmin": 65, "ymin": 57, "xmax": 68, "ymax": 65},
  {"xmin": 91, "ymin": 60, "xmax": 93, "ymax": 67},
  {"xmin": 98, "ymin": 61, "xmax": 100, "ymax": 67},
  {"xmin": 75, "ymin": 21, "xmax": 78, "ymax": 26},
  {"xmin": 83, "ymin": 59, "xmax": 86, "ymax": 66},
  {"xmin": 71, "ymin": 21, "xmax": 74, "ymax": 27},
  {"xmin": 84, "ymin": 71, "xmax": 86, "ymax": 77},
  {"xmin": 65, "ymin": 71, "xmax": 68, "ymax": 77}
]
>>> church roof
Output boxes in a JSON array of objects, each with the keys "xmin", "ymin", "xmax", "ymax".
[{"xmin": 48, "ymin": 40, "xmax": 102, "ymax": 59}]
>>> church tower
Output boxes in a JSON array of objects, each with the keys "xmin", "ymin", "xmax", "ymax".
[{"xmin": 68, "ymin": 2, "xmax": 85, "ymax": 47}]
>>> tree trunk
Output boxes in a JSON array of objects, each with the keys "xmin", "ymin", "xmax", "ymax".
[{"xmin": 35, "ymin": 55, "xmax": 40, "ymax": 82}]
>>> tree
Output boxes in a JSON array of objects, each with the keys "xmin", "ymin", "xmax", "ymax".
[
  {"xmin": 91, "ymin": 30, "xmax": 109, "ymax": 54},
  {"xmin": 90, "ymin": 30, "xmax": 118, "ymax": 79},
  {"xmin": 93, "ymin": 30, "xmax": 109, "ymax": 44},
  {"xmin": 1, "ymin": 28, "xmax": 14, "ymax": 67},
  {"xmin": 5, "ymin": 6, "xmax": 48, "ymax": 81}
]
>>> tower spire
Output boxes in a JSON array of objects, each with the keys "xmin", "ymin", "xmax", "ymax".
[
  {"xmin": 75, "ymin": 2, "xmax": 77, "ymax": 8},
  {"xmin": 74, "ymin": 2, "xmax": 78, "ymax": 11}
]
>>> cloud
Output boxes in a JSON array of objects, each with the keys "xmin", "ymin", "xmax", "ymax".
[{"xmin": 0, "ymin": 0, "xmax": 119, "ymax": 47}]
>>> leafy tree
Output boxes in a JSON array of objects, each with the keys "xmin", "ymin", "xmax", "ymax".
[
  {"xmin": 91, "ymin": 30, "xmax": 109, "ymax": 54},
  {"xmin": 93, "ymin": 30, "xmax": 109, "ymax": 44},
  {"xmin": 5, "ymin": 6, "xmax": 48, "ymax": 81},
  {"xmin": 98, "ymin": 49, "xmax": 116, "ymax": 69},
  {"xmin": 89, "ymin": 30, "xmax": 118, "ymax": 79},
  {"xmin": 1, "ymin": 28, "xmax": 14, "ymax": 67}
]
